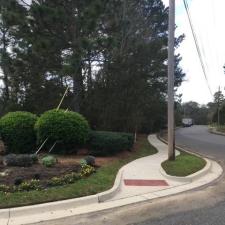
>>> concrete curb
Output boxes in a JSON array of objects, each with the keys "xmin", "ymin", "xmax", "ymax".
[
  {"xmin": 159, "ymin": 158, "xmax": 212, "ymax": 183},
  {"xmin": 98, "ymin": 167, "xmax": 124, "ymax": 202},
  {"xmin": 0, "ymin": 166, "xmax": 124, "ymax": 220},
  {"xmin": 157, "ymin": 134, "xmax": 216, "ymax": 182},
  {"xmin": 208, "ymin": 127, "xmax": 225, "ymax": 136}
]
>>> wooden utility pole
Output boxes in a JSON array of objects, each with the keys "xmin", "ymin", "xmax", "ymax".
[
  {"xmin": 168, "ymin": 0, "xmax": 175, "ymax": 161},
  {"xmin": 218, "ymin": 86, "xmax": 221, "ymax": 126}
]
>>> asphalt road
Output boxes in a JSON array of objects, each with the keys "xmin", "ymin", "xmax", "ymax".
[
  {"xmin": 34, "ymin": 126, "xmax": 225, "ymax": 225},
  {"xmin": 130, "ymin": 125, "xmax": 225, "ymax": 225},
  {"xmin": 175, "ymin": 125, "xmax": 225, "ymax": 159}
]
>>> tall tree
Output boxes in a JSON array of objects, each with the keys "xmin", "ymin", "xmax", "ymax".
[
  {"xmin": 0, "ymin": 0, "xmax": 185, "ymax": 133},
  {"xmin": 84, "ymin": 0, "xmax": 185, "ymax": 132}
]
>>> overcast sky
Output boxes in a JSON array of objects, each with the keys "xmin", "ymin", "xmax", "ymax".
[{"xmin": 162, "ymin": 0, "xmax": 225, "ymax": 105}]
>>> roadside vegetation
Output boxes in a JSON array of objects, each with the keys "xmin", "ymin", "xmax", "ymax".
[
  {"xmin": 0, "ymin": 135, "xmax": 157, "ymax": 208},
  {"xmin": 162, "ymin": 152, "xmax": 206, "ymax": 177},
  {"xmin": 215, "ymin": 125, "xmax": 225, "ymax": 133}
]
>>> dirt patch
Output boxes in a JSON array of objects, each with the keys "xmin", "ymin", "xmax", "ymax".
[{"xmin": 0, "ymin": 162, "xmax": 80, "ymax": 186}]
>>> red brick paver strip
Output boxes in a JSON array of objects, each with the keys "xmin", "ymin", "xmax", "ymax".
[{"xmin": 124, "ymin": 179, "xmax": 169, "ymax": 186}]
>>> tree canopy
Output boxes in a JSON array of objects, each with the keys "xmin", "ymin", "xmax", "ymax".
[{"xmin": 0, "ymin": 0, "xmax": 185, "ymax": 133}]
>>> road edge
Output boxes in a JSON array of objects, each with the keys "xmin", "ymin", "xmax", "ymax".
[{"xmin": 208, "ymin": 127, "xmax": 225, "ymax": 136}]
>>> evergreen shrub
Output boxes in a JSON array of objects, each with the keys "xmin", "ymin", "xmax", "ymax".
[
  {"xmin": 0, "ymin": 111, "xmax": 37, "ymax": 153},
  {"xmin": 35, "ymin": 109, "xmax": 90, "ymax": 153},
  {"xmin": 88, "ymin": 131, "xmax": 134, "ymax": 156}
]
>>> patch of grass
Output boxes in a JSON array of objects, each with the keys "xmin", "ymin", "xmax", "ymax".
[
  {"xmin": 216, "ymin": 125, "xmax": 225, "ymax": 133},
  {"xmin": 0, "ymin": 135, "xmax": 157, "ymax": 208},
  {"xmin": 162, "ymin": 152, "xmax": 206, "ymax": 177}
]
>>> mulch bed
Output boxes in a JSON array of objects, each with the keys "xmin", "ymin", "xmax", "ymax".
[
  {"xmin": 0, "ymin": 162, "xmax": 80, "ymax": 186},
  {"xmin": 0, "ymin": 135, "xmax": 143, "ymax": 187}
]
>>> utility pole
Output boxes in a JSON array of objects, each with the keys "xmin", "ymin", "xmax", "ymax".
[
  {"xmin": 218, "ymin": 86, "xmax": 221, "ymax": 127},
  {"xmin": 168, "ymin": 0, "xmax": 175, "ymax": 161}
]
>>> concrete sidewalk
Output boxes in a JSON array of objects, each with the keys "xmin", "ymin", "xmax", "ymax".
[
  {"xmin": 1, "ymin": 135, "xmax": 223, "ymax": 225},
  {"xmin": 109, "ymin": 135, "xmax": 184, "ymax": 200}
]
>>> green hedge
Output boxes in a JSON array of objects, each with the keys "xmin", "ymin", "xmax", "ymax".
[
  {"xmin": 88, "ymin": 131, "xmax": 134, "ymax": 156},
  {"xmin": 35, "ymin": 109, "xmax": 90, "ymax": 153},
  {"xmin": 0, "ymin": 111, "xmax": 37, "ymax": 153}
]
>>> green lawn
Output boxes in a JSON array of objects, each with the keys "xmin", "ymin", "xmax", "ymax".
[
  {"xmin": 0, "ymin": 135, "xmax": 157, "ymax": 208},
  {"xmin": 161, "ymin": 152, "xmax": 206, "ymax": 177}
]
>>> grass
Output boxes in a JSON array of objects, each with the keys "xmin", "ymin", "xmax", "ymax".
[
  {"xmin": 161, "ymin": 151, "xmax": 206, "ymax": 177},
  {"xmin": 0, "ymin": 135, "xmax": 157, "ymax": 208},
  {"xmin": 216, "ymin": 125, "xmax": 225, "ymax": 133}
]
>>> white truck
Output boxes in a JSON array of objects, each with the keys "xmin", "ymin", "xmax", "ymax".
[{"xmin": 182, "ymin": 118, "xmax": 193, "ymax": 127}]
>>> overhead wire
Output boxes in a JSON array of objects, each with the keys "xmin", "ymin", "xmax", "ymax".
[{"xmin": 183, "ymin": 0, "xmax": 214, "ymax": 97}]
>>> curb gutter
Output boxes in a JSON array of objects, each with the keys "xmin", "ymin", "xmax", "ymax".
[{"xmin": 0, "ymin": 166, "xmax": 124, "ymax": 222}]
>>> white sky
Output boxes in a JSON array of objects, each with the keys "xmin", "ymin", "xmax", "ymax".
[{"xmin": 163, "ymin": 0, "xmax": 225, "ymax": 104}]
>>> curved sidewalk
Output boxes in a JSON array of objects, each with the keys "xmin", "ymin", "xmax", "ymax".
[
  {"xmin": 108, "ymin": 135, "xmax": 182, "ymax": 200},
  {"xmin": 0, "ymin": 135, "xmax": 223, "ymax": 225}
]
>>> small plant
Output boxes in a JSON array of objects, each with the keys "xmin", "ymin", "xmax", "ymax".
[
  {"xmin": 80, "ymin": 158, "xmax": 87, "ymax": 166},
  {"xmin": 48, "ymin": 172, "xmax": 81, "ymax": 186},
  {"xmin": 83, "ymin": 155, "xmax": 95, "ymax": 166},
  {"xmin": 80, "ymin": 164, "xmax": 95, "ymax": 177},
  {"xmin": 0, "ymin": 184, "xmax": 10, "ymax": 193},
  {"xmin": 14, "ymin": 177, "xmax": 24, "ymax": 186},
  {"xmin": 30, "ymin": 154, "xmax": 38, "ymax": 163},
  {"xmin": 47, "ymin": 177, "xmax": 64, "ymax": 186},
  {"xmin": 63, "ymin": 172, "xmax": 80, "ymax": 184},
  {"xmin": 33, "ymin": 173, "xmax": 41, "ymax": 180},
  {"xmin": 17, "ymin": 179, "xmax": 41, "ymax": 191},
  {"xmin": 41, "ymin": 155, "xmax": 57, "ymax": 167}
]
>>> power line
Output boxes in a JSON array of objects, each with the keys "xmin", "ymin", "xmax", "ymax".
[{"xmin": 183, "ymin": 0, "xmax": 213, "ymax": 97}]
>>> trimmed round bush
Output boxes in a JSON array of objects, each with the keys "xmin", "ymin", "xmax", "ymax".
[
  {"xmin": 35, "ymin": 109, "xmax": 90, "ymax": 153},
  {"xmin": 0, "ymin": 111, "xmax": 37, "ymax": 153}
]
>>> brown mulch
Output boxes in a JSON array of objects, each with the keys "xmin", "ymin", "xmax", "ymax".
[
  {"xmin": 0, "ymin": 134, "xmax": 146, "ymax": 187},
  {"xmin": 0, "ymin": 163, "xmax": 80, "ymax": 186}
]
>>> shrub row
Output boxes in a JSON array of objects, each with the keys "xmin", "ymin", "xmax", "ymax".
[
  {"xmin": 0, "ymin": 110, "xmax": 134, "ymax": 156},
  {"xmin": 88, "ymin": 131, "xmax": 134, "ymax": 156},
  {"xmin": 0, "ymin": 110, "xmax": 90, "ymax": 154}
]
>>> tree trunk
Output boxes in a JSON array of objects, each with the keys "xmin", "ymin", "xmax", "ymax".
[
  {"xmin": 87, "ymin": 52, "xmax": 92, "ymax": 91},
  {"xmin": 1, "ymin": 31, "xmax": 10, "ymax": 105},
  {"xmin": 72, "ymin": 65, "xmax": 83, "ymax": 112}
]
